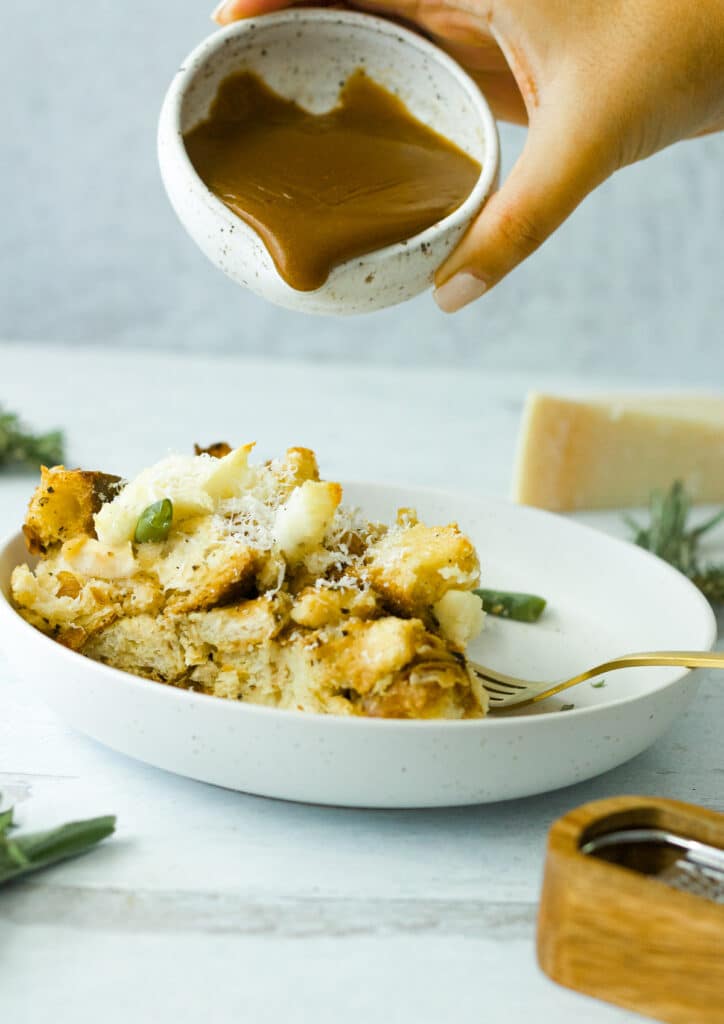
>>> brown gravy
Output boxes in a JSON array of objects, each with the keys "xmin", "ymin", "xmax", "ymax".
[{"xmin": 184, "ymin": 70, "xmax": 481, "ymax": 291}]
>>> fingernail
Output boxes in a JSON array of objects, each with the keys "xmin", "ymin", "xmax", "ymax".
[
  {"xmin": 434, "ymin": 272, "xmax": 487, "ymax": 313},
  {"xmin": 211, "ymin": 0, "xmax": 231, "ymax": 23}
]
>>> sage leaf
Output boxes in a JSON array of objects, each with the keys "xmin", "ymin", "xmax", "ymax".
[{"xmin": 0, "ymin": 811, "xmax": 116, "ymax": 887}]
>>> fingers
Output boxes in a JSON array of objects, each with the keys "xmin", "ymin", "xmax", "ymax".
[
  {"xmin": 211, "ymin": 0, "xmax": 411, "ymax": 23},
  {"xmin": 433, "ymin": 113, "xmax": 612, "ymax": 312},
  {"xmin": 213, "ymin": 0, "xmax": 291, "ymax": 23},
  {"xmin": 463, "ymin": 69, "xmax": 527, "ymax": 124}
]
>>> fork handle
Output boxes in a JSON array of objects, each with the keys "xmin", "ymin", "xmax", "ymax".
[{"xmin": 541, "ymin": 649, "xmax": 724, "ymax": 703}]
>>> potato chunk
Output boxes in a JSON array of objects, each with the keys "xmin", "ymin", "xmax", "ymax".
[
  {"xmin": 433, "ymin": 590, "xmax": 485, "ymax": 651},
  {"xmin": 23, "ymin": 466, "xmax": 123, "ymax": 555},
  {"xmin": 273, "ymin": 480, "xmax": 342, "ymax": 564}
]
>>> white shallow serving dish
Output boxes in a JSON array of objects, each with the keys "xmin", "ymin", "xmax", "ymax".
[
  {"xmin": 158, "ymin": 9, "xmax": 499, "ymax": 315},
  {"xmin": 0, "ymin": 484, "xmax": 716, "ymax": 808}
]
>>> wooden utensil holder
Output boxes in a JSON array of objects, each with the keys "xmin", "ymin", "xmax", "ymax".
[{"xmin": 538, "ymin": 796, "xmax": 724, "ymax": 1023}]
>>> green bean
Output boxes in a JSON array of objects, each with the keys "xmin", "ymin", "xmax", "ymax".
[
  {"xmin": 474, "ymin": 588, "xmax": 547, "ymax": 623},
  {"xmin": 134, "ymin": 498, "xmax": 173, "ymax": 543}
]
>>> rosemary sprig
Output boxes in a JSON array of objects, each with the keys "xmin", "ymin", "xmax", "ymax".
[
  {"xmin": 690, "ymin": 565, "xmax": 724, "ymax": 605},
  {"xmin": 0, "ymin": 800, "xmax": 115, "ymax": 887},
  {"xmin": 625, "ymin": 481, "xmax": 724, "ymax": 603},
  {"xmin": 0, "ymin": 405, "xmax": 65, "ymax": 470}
]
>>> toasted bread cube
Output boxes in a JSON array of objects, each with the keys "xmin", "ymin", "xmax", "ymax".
[
  {"xmin": 211, "ymin": 666, "xmax": 245, "ymax": 701},
  {"xmin": 11, "ymin": 558, "xmax": 163, "ymax": 649},
  {"xmin": 366, "ymin": 522, "xmax": 480, "ymax": 619},
  {"xmin": 194, "ymin": 442, "xmax": 232, "ymax": 459},
  {"xmin": 320, "ymin": 617, "xmax": 425, "ymax": 695},
  {"xmin": 359, "ymin": 660, "xmax": 484, "ymax": 719},
  {"xmin": 278, "ymin": 617, "xmax": 485, "ymax": 718},
  {"xmin": 164, "ymin": 544, "xmax": 259, "ymax": 614},
  {"xmin": 82, "ymin": 615, "xmax": 186, "ymax": 682},
  {"xmin": 11, "ymin": 561, "xmax": 118, "ymax": 647},
  {"xmin": 273, "ymin": 447, "xmax": 320, "ymax": 491},
  {"xmin": 290, "ymin": 585, "xmax": 379, "ymax": 628},
  {"xmin": 183, "ymin": 595, "xmax": 289, "ymax": 659},
  {"xmin": 136, "ymin": 517, "xmax": 259, "ymax": 614},
  {"xmin": 23, "ymin": 466, "xmax": 123, "ymax": 555},
  {"xmin": 274, "ymin": 617, "xmax": 425, "ymax": 713}
]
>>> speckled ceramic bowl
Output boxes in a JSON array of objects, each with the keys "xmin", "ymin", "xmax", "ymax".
[{"xmin": 158, "ymin": 9, "xmax": 499, "ymax": 315}]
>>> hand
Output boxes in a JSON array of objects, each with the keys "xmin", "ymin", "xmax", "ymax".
[{"xmin": 212, "ymin": 0, "xmax": 724, "ymax": 312}]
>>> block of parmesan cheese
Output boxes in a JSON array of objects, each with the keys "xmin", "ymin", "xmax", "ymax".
[{"xmin": 513, "ymin": 392, "xmax": 724, "ymax": 510}]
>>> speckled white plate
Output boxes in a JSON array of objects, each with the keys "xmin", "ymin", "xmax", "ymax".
[{"xmin": 0, "ymin": 484, "xmax": 716, "ymax": 807}]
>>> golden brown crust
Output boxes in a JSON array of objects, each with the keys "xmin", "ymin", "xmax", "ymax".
[
  {"xmin": 23, "ymin": 466, "xmax": 123, "ymax": 555},
  {"xmin": 183, "ymin": 595, "xmax": 290, "ymax": 654},
  {"xmin": 318, "ymin": 617, "xmax": 425, "ymax": 696},
  {"xmin": 358, "ymin": 655, "xmax": 481, "ymax": 719},
  {"xmin": 194, "ymin": 441, "xmax": 232, "ymax": 459},
  {"xmin": 56, "ymin": 624, "xmax": 89, "ymax": 651},
  {"xmin": 290, "ymin": 586, "xmax": 379, "ymax": 628},
  {"xmin": 275, "ymin": 447, "xmax": 320, "ymax": 490},
  {"xmin": 366, "ymin": 522, "xmax": 480, "ymax": 621},
  {"xmin": 10, "ymin": 558, "xmax": 163, "ymax": 650},
  {"xmin": 164, "ymin": 545, "xmax": 259, "ymax": 614},
  {"xmin": 55, "ymin": 571, "xmax": 82, "ymax": 599},
  {"xmin": 360, "ymin": 679, "xmax": 477, "ymax": 719}
]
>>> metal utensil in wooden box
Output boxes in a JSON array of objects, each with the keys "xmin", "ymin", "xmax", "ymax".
[{"xmin": 538, "ymin": 796, "xmax": 724, "ymax": 1023}]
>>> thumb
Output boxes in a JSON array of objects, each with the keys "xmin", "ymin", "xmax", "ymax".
[{"xmin": 433, "ymin": 114, "xmax": 611, "ymax": 313}]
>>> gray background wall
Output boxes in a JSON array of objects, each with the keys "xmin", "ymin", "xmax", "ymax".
[{"xmin": 1, "ymin": 1, "xmax": 722, "ymax": 381}]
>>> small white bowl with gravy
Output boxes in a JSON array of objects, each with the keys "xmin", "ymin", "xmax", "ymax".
[{"xmin": 158, "ymin": 9, "xmax": 499, "ymax": 315}]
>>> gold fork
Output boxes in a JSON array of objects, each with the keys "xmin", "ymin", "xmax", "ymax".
[{"xmin": 468, "ymin": 650, "xmax": 724, "ymax": 712}]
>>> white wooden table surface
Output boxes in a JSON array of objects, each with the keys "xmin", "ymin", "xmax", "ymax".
[{"xmin": 2, "ymin": 342, "xmax": 722, "ymax": 1024}]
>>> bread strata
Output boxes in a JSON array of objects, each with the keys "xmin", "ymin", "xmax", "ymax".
[{"xmin": 12, "ymin": 445, "xmax": 486, "ymax": 719}]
